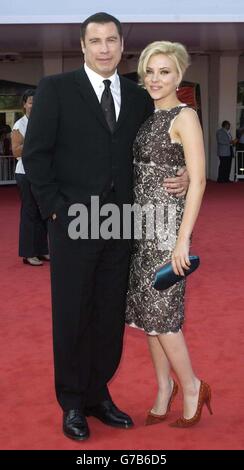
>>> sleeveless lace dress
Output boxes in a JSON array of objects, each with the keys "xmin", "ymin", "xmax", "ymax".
[{"xmin": 126, "ymin": 105, "xmax": 189, "ymax": 335}]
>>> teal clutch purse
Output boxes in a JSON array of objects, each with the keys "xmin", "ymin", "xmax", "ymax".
[{"xmin": 153, "ymin": 255, "xmax": 200, "ymax": 291}]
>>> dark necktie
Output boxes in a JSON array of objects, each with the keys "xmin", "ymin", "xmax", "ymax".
[{"xmin": 100, "ymin": 79, "xmax": 116, "ymax": 132}]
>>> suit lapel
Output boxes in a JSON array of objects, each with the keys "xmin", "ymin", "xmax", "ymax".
[
  {"xmin": 74, "ymin": 67, "xmax": 110, "ymax": 131},
  {"xmin": 74, "ymin": 68, "xmax": 134, "ymax": 133}
]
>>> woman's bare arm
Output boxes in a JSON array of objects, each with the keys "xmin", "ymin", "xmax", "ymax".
[{"xmin": 171, "ymin": 108, "xmax": 206, "ymax": 275}]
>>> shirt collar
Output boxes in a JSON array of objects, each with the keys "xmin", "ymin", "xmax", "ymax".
[{"xmin": 84, "ymin": 63, "xmax": 119, "ymax": 90}]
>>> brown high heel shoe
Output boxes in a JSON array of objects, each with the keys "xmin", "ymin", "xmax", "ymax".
[
  {"xmin": 145, "ymin": 379, "xmax": 178, "ymax": 426},
  {"xmin": 169, "ymin": 380, "xmax": 213, "ymax": 428}
]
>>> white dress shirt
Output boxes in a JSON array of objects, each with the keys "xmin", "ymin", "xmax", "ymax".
[
  {"xmin": 227, "ymin": 129, "xmax": 232, "ymax": 142},
  {"xmin": 12, "ymin": 114, "xmax": 28, "ymax": 174},
  {"xmin": 84, "ymin": 63, "xmax": 121, "ymax": 120}
]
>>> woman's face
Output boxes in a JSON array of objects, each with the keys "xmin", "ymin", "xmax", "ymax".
[
  {"xmin": 23, "ymin": 96, "xmax": 33, "ymax": 117},
  {"xmin": 143, "ymin": 54, "xmax": 180, "ymax": 104}
]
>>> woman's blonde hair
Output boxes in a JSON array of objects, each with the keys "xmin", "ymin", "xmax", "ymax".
[{"xmin": 137, "ymin": 41, "xmax": 190, "ymax": 86}]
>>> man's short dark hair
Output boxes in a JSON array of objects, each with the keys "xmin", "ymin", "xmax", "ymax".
[
  {"xmin": 80, "ymin": 12, "xmax": 123, "ymax": 42},
  {"xmin": 222, "ymin": 120, "xmax": 230, "ymax": 128},
  {"xmin": 22, "ymin": 89, "xmax": 35, "ymax": 105}
]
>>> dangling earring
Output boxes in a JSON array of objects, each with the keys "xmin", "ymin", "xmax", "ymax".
[{"xmin": 176, "ymin": 86, "xmax": 179, "ymax": 91}]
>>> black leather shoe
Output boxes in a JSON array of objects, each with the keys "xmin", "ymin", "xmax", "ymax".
[
  {"xmin": 85, "ymin": 399, "xmax": 134, "ymax": 429},
  {"xmin": 63, "ymin": 409, "xmax": 90, "ymax": 441}
]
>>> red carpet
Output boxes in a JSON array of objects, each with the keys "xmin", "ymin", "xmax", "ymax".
[{"xmin": 0, "ymin": 182, "xmax": 244, "ymax": 450}]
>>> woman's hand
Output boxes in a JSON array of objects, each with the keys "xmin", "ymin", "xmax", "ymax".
[{"xmin": 171, "ymin": 238, "xmax": 191, "ymax": 276}]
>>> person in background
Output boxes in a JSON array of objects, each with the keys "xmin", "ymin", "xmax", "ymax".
[
  {"xmin": 11, "ymin": 89, "xmax": 49, "ymax": 266},
  {"xmin": 236, "ymin": 127, "xmax": 244, "ymax": 177},
  {"xmin": 0, "ymin": 125, "xmax": 12, "ymax": 155},
  {"xmin": 237, "ymin": 128, "xmax": 244, "ymax": 151},
  {"xmin": 216, "ymin": 120, "xmax": 236, "ymax": 183}
]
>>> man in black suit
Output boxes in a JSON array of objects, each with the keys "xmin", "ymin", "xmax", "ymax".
[{"xmin": 24, "ymin": 12, "xmax": 188, "ymax": 441}]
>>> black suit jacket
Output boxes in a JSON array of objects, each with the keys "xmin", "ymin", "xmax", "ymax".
[{"xmin": 23, "ymin": 67, "xmax": 154, "ymax": 219}]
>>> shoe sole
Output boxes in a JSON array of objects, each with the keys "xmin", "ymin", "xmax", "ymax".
[
  {"xmin": 23, "ymin": 259, "xmax": 43, "ymax": 266},
  {"xmin": 85, "ymin": 413, "xmax": 134, "ymax": 429},
  {"xmin": 63, "ymin": 430, "xmax": 90, "ymax": 441}
]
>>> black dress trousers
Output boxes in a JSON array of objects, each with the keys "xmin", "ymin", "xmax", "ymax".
[{"xmin": 48, "ymin": 191, "xmax": 131, "ymax": 410}]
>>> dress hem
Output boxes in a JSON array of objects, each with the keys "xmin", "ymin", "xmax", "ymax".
[{"xmin": 126, "ymin": 321, "xmax": 182, "ymax": 336}]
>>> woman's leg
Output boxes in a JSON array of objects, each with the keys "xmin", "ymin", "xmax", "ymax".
[
  {"xmin": 147, "ymin": 335, "xmax": 174, "ymax": 414},
  {"xmin": 157, "ymin": 330, "xmax": 200, "ymax": 419}
]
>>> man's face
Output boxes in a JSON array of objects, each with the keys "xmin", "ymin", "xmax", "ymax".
[{"xmin": 81, "ymin": 22, "xmax": 124, "ymax": 77}]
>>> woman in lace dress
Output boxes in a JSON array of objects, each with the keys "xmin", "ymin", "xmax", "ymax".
[{"xmin": 126, "ymin": 42, "xmax": 212, "ymax": 427}]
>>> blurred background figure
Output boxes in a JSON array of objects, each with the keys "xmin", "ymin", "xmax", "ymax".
[
  {"xmin": 216, "ymin": 120, "xmax": 237, "ymax": 183},
  {"xmin": 236, "ymin": 127, "xmax": 244, "ymax": 152},
  {"xmin": 0, "ymin": 124, "xmax": 12, "ymax": 155},
  {"xmin": 11, "ymin": 89, "xmax": 49, "ymax": 266},
  {"xmin": 236, "ymin": 127, "xmax": 244, "ymax": 177}
]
